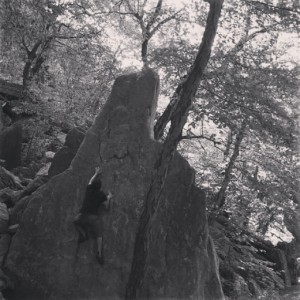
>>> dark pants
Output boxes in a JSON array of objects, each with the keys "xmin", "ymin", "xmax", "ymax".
[
  {"xmin": 74, "ymin": 213, "xmax": 105, "ymax": 264},
  {"xmin": 74, "ymin": 213, "xmax": 103, "ymax": 240}
]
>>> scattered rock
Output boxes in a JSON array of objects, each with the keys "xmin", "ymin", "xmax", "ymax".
[
  {"xmin": 8, "ymin": 224, "xmax": 19, "ymax": 235},
  {"xmin": 0, "ymin": 167, "xmax": 23, "ymax": 190},
  {"xmin": 36, "ymin": 163, "xmax": 51, "ymax": 176},
  {"xmin": 56, "ymin": 133, "xmax": 66, "ymax": 144},
  {"xmin": 45, "ymin": 151, "xmax": 55, "ymax": 160},
  {"xmin": 14, "ymin": 166, "xmax": 35, "ymax": 180},
  {"xmin": 0, "ymin": 189, "xmax": 22, "ymax": 209},
  {"xmin": 12, "ymin": 175, "xmax": 48, "ymax": 206},
  {"xmin": 0, "ymin": 188, "xmax": 15, "ymax": 208}
]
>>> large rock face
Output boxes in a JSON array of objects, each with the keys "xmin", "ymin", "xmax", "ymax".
[{"xmin": 5, "ymin": 69, "xmax": 224, "ymax": 300}]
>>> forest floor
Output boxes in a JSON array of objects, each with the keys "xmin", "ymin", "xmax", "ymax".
[{"xmin": 279, "ymin": 284, "xmax": 300, "ymax": 299}]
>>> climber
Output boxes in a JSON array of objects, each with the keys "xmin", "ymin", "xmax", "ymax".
[{"xmin": 74, "ymin": 166, "xmax": 112, "ymax": 265}]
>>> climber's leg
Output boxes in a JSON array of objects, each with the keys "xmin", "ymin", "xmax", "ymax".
[
  {"xmin": 91, "ymin": 218, "xmax": 104, "ymax": 265},
  {"xmin": 74, "ymin": 213, "xmax": 88, "ymax": 243}
]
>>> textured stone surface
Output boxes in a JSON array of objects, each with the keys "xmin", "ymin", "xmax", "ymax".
[
  {"xmin": 5, "ymin": 70, "xmax": 224, "ymax": 300},
  {"xmin": 0, "ymin": 167, "xmax": 23, "ymax": 190}
]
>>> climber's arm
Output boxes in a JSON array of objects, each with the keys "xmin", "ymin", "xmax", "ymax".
[{"xmin": 88, "ymin": 166, "xmax": 102, "ymax": 185}]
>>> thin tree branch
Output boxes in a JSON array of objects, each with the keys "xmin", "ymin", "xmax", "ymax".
[
  {"xmin": 126, "ymin": 1, "xmax": 224, "ymax": 298},
  {"xmin": 180, "ymin": 133, "xmax": 222, "ymax": 146},
  {"xmin": 146, "ymin": 0, "xmax": 163, "ymax": 31},
  {"xmin": 149, "ymin": 9, "xmax": 183, "ymax": 37}
]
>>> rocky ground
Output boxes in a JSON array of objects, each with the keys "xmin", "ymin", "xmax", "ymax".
[{"xmin": 280, "ymin": 284, "xmax": 300, "ymax": 299}]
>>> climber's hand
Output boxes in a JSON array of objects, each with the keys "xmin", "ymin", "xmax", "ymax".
[{"xmin": 95, "ymin": 166, "xmax": 102, "ymax": 174}]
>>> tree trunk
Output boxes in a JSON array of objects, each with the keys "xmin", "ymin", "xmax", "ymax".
[
  {"xmin": 141, "ymin": 38, "xmax": 149, "ymax": 67},
  {"xmin": 214, "ymin": 118, "xmax": 248, "ymax": 210},
  {"xmin": 154, "ymin": 6, "xmax": 263, "ymax": 140},
  {"xmin": 22, "ymin": 38, "xmax": 50, "ymax": 96},
  {"xmin": 154, "ymin": 82, "xmax": 182, "ymax": 140},
  {"xmin": 125, "ymin": 1, "xmax": 224, "ymax": 298}
]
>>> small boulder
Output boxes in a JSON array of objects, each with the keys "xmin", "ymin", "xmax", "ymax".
[
  {"xmin": 36, "ymin": 163, "xmax": 51, "ymax": 176},
  {"xmin": 45, "ymin": 151, "xmax": 55, "ymax": 160},
  {"xmin": 56, "ymin": 133, "xmax": 66, "ymax": 144},
  {"xmin": 0, "ymin": 167, "xmax": 23, "ymax": 190},
  {"xmin": 0, "ymin": 188, "xmax": 20, "ymax": 209},
  {"xmin": 48, "ymin": 127, "xmax": 85, "ymax": 178},
  {"xmin": 11, "ymin": 175, "xmax": 48, "ymax": 206},
  {"xmin": 8, "ymin": 224, "xmax": 19, "ymax": 235},
  {"xmin": 0, "ymin": 188, "xmax": 15, "ymax": 207}
]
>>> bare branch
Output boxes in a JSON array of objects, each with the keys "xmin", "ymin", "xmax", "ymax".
[
  {"xmin": 53, "ymin": 31, "xmax": 102, "ymax": 40},
  {"xmin": 146, "ymin": 0, "xmax": 163, "ymax": 31},
  {"xmin": 21, "ymin": 36, "xmax": 30, "ymax": 55},
  {"xmin": 140, "ymin": 0, "xmax": 148, "ymax": 17},
  {"xmin": 180, "ymin": 133, "xmax": 223, "ymax": 147},
  {"xmin": 246, "ymin": 0, "xmax": 300, "ymax": 14},
  {"xmin": 149, "ymin": 9, "xmax": 183, "ymax": 37}
]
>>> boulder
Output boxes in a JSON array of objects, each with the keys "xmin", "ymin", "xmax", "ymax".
[
  {"xmin": 8, "ymin": 224, "xmax": 19, "ymax": 235},
  {"xmin": 9, "ymin": 196, "xmax": 30, "ymax": 226},
  {"xmin": 48, "ymin": 127, "xmax": 85, "ymax": 178},
  {"xmin": 0, "ymin": 167, "xmax": 23, "ymax": 190},
  {"xmin": 5, "ymin": 70, "xmax": 224, "ymax": 300},
  {"xmin": 56, "ymin": 133, "xmax": 66, "ymax": 144},
  {"xmin": 45, "ymin": 152, "xmax": 55, "ymax": 160},
  {"xmin": 10, "ymin": 175, "xmax": 48, "ymax": 207},
  {"xmin": 0, "ymin": 188, "xmax": 16, "ymax": 208},
  {"xmin": 36, "ymin": 163, "xmax": 51, "ymax": 176},
  {"xmin": 0, "ymin": 123, "xmax": 22, "ymax": 170}
]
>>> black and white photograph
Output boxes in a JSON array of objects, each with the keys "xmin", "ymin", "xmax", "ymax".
[{"xmin": 0, "ymin": 0, "xmax": 299, "ymax": 299}]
